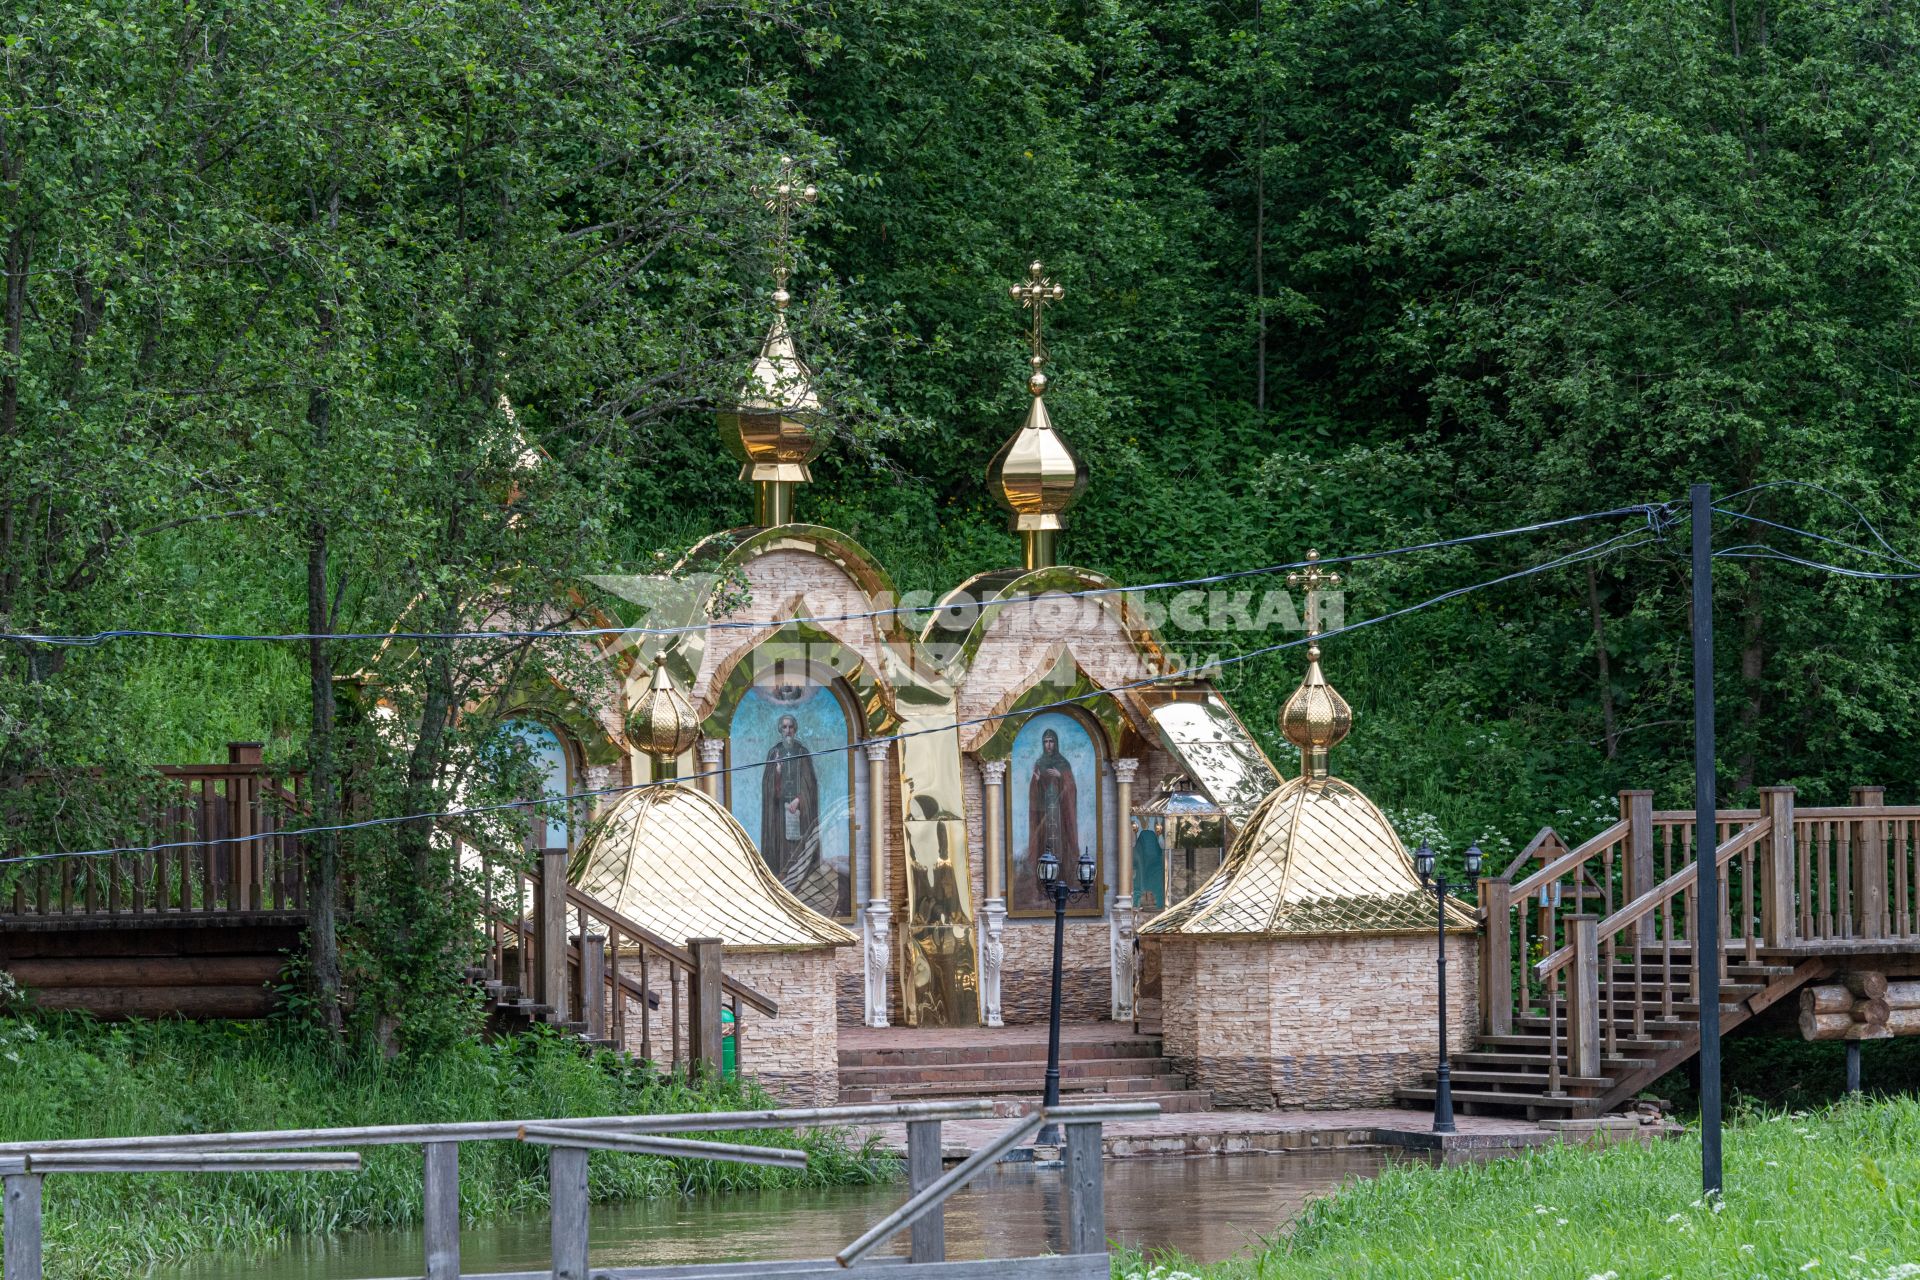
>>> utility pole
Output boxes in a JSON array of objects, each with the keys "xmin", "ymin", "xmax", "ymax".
[{"xmin": 1691, "ymin": 482, "xmax": 1723, "ymax": 1196}]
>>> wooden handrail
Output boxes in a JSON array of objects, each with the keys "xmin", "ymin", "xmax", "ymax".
[
  {"xmin": 1498, "ymin": 826, "xmax": 1567, "ymax": 882},
  {"xmin": 1509, "ymin": 820, "xmax": 1630, "ymax": 901},
  {"xmin": 1533, "ymin": 816, "xmax": 1771, "ymax": 979},
  {"xmin": 556, "ymin": 878, "xmax": 778, "ymax": 1015}
]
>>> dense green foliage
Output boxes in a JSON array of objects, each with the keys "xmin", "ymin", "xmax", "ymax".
[
  {"xmin": 1120, "ymin": 1097, "xmax": 1920, "ymax": 1280},
  {"xmin": 0, "ymin": 1015, "xmax": 890, "ymax": 1280},
  {"xmin": 6, "ymin": 0, "xmax": 1920, "ymax": 1029}
]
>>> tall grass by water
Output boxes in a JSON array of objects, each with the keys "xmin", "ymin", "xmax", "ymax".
[
  {"xmin": 1120, "ymin": 1098, "xmax": 1920, "ymax": 1280},
  {"xmin": 0, "ymin": 1015, "xmax": 893, "ymax": 1280}
]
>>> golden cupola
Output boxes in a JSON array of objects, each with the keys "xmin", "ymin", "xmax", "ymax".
[
  {"xmin": 627, "ymin": 657, "xmax": 700, "ymax": 773},
  {"xmin": 988, "ymin": 261, "xmax": 1087, "ymax": 571},
  {"xmin": 576, "ymin": 658, "xmax": 856, "ymax": 951},
  {"xmin": 1140, "ymin": 551, "xmax": 1475, "ymax": 939},
  {"xmin": 717, "ymin": 158, "xmax": 825, "ymax": 528}
]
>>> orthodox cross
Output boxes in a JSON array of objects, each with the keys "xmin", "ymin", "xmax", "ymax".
[
  {"xmin": 1286, "ymin": 549, "xmax": 1342, "ymax": 638},
  {"xmin": 755, "ymin": 155, "xmax": 818, "ymax": 305},
  {"xmin": 1010, "ymin": 260, "xmax": 1065, "ymax": 393}
]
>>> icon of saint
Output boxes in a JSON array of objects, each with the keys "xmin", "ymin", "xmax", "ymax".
[
  {"xmin": 1024, "ymin": 727, "xmax": 1081, "ymax": 894},
  {"xmin": 762, "ymin": 713, "xmax": 828, "ymax": 907}
]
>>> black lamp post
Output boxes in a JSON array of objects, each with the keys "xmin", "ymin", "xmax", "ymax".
[
  {"xmin": 1037, "ymin": 844, "xmax": 1098, "ymax": 1144},
  {"xmin": 1413, "ymin": 839, "xmax": 1483, "ymax": 1136}
]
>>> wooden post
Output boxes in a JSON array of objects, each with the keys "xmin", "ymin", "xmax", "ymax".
[
  {"xmin": 1479, "ymin": 878, "xmax": 1512, "ymax": 1035},
  {"xmin": 1759, "ymin": 786, "xmax": 1797, "ymax": 946},
  {"xmin": 579, "ymin": 936, "xmax": 607, "ymax": 1040},
  {"xmin": 537, "ymin": 848, "xmax": 569, "ymax": 1016},
  {"xmin": 1063, "ymin": 1121, "xmax": 1105, "ymax": 1256},
  {"xmin": 1568, "ymin": 916, "xmax": 1601, "ymax": 1081},
  {"xmin": 1853, "ymin": 786, "xmax": 1888, "ymax": 940},
  {"xmin": 423, "ymin": 1141, "xmax": 459, "ymax": 1280},
  {"xmin": 1621, "ymin": 790, "xmax": 1655, "ymax": 945},
  {"xmin": 4, "ymin": 1171, "xmax": 43, "ymax": 1280},
  {"xmin": 686, "ymin": 938, "xmax": 724, "ymax": 1080},
  {"xmin": 906, "ymin": 1120, "xmax": 945, "ymax": 1262},
  {"xmin": 549, "ymin": 1145, "xmax": 590, "ymax": 1280}
]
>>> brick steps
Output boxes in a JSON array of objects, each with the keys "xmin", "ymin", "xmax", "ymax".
[{"xmin": 837, "ymin": 1029, "xmax": 1211, "ymax": 1116}]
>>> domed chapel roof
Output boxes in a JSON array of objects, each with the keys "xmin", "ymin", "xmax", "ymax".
[{"xmin": 1141, "ymin": 553, "xmax": 1475, "ymax": 939}]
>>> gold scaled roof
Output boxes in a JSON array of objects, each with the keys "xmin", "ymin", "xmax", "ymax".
[
  {"xmin": 574, "ymin": 784, "xmax": 855, "ymax": 951},
  {"xmin": 1138, "ymin": 774, "xmax": 1476, "ymax": 938}
]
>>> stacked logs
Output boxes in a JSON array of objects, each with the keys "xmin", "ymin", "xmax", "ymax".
[{"xmin": 1798, "ymin": 972, "xmax": 1920, "ymax": 1041}]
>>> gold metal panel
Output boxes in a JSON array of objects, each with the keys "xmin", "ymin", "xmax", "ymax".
[
  {"xmin": 1147, "ymin": 696, "xmax": 1282, "ymax": 825},
  {"xmin": 573, "ymin": 784, "xmax": 856, "ymax": 951}
]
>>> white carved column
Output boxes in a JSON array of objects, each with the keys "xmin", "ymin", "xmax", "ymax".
[
  {"xmin": 979, "ymin": 759, "xmax": 1009, "ymax": 1028},
  {"xmin": 863, "ymin": 740, "xmax": 893, "ymax": 1028},
  {"xmin": 696, "ymin": 737, "xmax": 726, "ymax": 800},
  {"xmin": 1110, "ymin": 757, "xmax": 1140, "ymax": 1022}
]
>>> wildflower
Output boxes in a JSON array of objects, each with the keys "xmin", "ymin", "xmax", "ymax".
[
  {"xmin": 1666, "ymin": 1214, "xmax": 1686, "ymax": 1225},
  {"xmin": 1741, "ymin": 1245, "xmax": 1754, "ymax": 1255},
  {"xmin": 1712, "ymin": 1200, "xmax": 1726, "ymax": 1214},
  {"xmin": 1584, "ymin": 1272, "xmax": 1619, "ymax": 1280},
  {"xmin": 1801, "ymin": 1261, "xmax": 1820, "ymax": 1272},
  {"xmin": 1765, "ymin": 1160, "xmax": 1780, "ymax": 1168},
  {"xmin": 1557, "ymin": 1218, "xmax": 1569, "ymax": 1226}
]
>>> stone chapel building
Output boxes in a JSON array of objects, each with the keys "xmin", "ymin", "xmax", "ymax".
[{"xmin": 498, "ymin": 247, "xmax": 1471, "ymax": 1109}]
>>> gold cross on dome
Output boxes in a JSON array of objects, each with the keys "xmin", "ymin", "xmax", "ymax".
[
  {"xmin": 1286, "ymin": 549, "xmax": 1342, "ymax": 637},
  {"xmin": 1010, "ymin": 261, "xmax": 1065, "ymax": 390},
  {"xmin": 753, "ymin": 156, "xmax": 818, "ymax": 301}
]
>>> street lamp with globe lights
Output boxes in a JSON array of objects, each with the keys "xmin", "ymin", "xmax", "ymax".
[
  {"xmin": 1413, "ymin": 839, "xmax": 1483, "ymax": 1135},
  {"xmin": 1037, "ymin": 844, "xmax": 1098, "ymax": 1143}
]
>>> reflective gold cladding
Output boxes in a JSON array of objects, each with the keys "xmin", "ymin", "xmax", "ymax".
[
  {"xmin": 988, "ymin": 396, "xmax": 1086, "ymax": 527},
  {"xmin": 628, "ymin": 660, "xmax": 699, "ymax": 763},
  {"xmin": 1139, "ymin": 774, "xmax": 1475, "ymax": 938},
  {"xmin": 1278, "ymin": 644, "xmax": 1351, "ymax": 781},
  {"xmin": 1145, "ymin": 696, "xmax": 1281, "ymax": 825},
  {"xmin": 573, "ymin": 784, "xmax": 856, "ymax": 951},
  {"xmin": 717, "ymin": 312, "xmax": 825, "ymax": 522}
]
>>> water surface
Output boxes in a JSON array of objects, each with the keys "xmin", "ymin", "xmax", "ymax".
[{"xmin": 159, "ymin": 1149, "xmax": 1413, "ymax": 1279}]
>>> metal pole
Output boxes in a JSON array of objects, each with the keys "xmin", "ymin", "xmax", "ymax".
[
  {"xmin": 1041, "ymin": 882, "xmax": 1067, "ymax": 1145},
  {"xmin": 1692, "ymin": 481, "xmax": 1723, "ymax": 1196},
  {"xmin": 1433, "ymin": 878, "xmax": 1455, "ymax": 1134},
  {"xmin": 1846, "ymin": 1041, "xmax": 1862, "ymax": 1095}
]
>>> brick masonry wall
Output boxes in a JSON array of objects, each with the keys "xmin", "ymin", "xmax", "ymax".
[
  {"xmin": 1160, "ymin": 933, "xmax": 1480, "ymax": 1108},
  {"xmin": 717, "ymin": 948, "xmax": 842, "ymax": 1106}
]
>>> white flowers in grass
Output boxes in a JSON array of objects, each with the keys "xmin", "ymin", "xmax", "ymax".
[
  {"xmin": 1583, "ymin": 1271, "xmax": 1619, "ymax": 1280},
  {"xmin": 1879, "ymin": 1265, "xmax": 1920, "ymax": 1279},
  {"xmin": 1801, "ymin": 1261, "xmax": 1820, "ymax": 1272}
]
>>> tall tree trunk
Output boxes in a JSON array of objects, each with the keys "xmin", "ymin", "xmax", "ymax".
[
  {"xmin": 304, "ymin": 391, "xmax": 343, "ymax": 1037},
  {"xmin": 1586, "ymin": 563, "xmax": 1618, "ymax": 760}
]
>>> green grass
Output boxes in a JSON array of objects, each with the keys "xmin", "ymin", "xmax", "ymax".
[
  {"xmin": 0, "ymin": 1015, "xmax": 895, "ymax": 1280},
  {"xmin": 1117, "ymin": 1098, "xmax": 1920, "ymax": 1280}
]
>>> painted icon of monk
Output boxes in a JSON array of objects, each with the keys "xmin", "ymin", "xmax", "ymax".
[
  {"xmin": 1024, "ymin": 727, "xmax": 1081, "ymax": 876},
  {"xmin": 761, "ymin": 713, "xmax": 824, "ymax": 901}
]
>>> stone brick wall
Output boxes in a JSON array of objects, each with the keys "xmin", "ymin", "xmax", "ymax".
[
  {"xmin": 714, "ymin": 947, "xmax": 842, "ymax": 1106},
  {"xmin": 1159, "ymin": 933, "xmax": 1479, "ymax": 1108}
]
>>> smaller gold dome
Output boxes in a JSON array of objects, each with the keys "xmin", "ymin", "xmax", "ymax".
[
  {"xmin": 716, "ymin": 310, "xmax": 824, "ymax": 526},
  {"xmin": 628, "ymin": 659, "xmax": 699, "ymax": 762},
  {"xmin": 1278, "ymin": 643, "xmax": 1352, "ymax": 779},
  {"xmin": 988, "ymin": 395, "xmax": 1088, "ymax": 529}
]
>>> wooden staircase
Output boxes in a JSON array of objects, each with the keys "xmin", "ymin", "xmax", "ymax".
[
  {"xmin": 1398, "ymin": 786, "xmax": 1920, "ymax": 1121},
  {"xmin": 1397, "ymin": 948, "xmax": 1827, "ymax": 1118}
]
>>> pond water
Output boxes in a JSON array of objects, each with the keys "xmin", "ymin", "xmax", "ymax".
[{"xmin": 157, "ymin": 1149, "xmax": 1420, "ymax": 1280}]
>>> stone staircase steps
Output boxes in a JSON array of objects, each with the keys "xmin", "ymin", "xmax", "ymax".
[{"xmin": 837, "ymin": 1029, "xmax": 1211, "ymax": 1117}]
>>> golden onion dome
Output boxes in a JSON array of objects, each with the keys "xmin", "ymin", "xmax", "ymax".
[
  {"xmin": 715, "ymin": 308, "xmax": 824, "ymax": 527},
  {"xmin": 989, "ymin": 262, "xmax": 1086, "ymax": 570},
  {"xmin": 573, "ymin": 784, "xmax": 856, "ymax": 951},
  {"xmin": 627, "ymin": 659, "xmax": 699, "ymax": 762},
  {"xmin": 1278, "ymin": 642, "xmax": 1352, "ymax": 780},
  {"xmin": 1137, "ymin": 774, "xmax": 1476, "ymax": 938}
]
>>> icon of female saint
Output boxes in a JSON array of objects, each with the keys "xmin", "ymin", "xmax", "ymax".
[{"xmin": 1024, "ymin": 727, "xmax": 1081, "ymax": 876}]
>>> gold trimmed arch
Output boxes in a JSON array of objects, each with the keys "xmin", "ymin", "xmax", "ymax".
[
  {"xmin": 703, "ymin": 616, "xmax": 906, "ymax": 738},
  {"xmin": 968, "ymin": 644, "xmax": 1131, "ymax": 760}
]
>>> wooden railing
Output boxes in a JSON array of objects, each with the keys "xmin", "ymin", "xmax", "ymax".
[
  {"xmin": 472, "ymin": 842, "xmax": 776, "ymax": 1078},
  {"xmin": 1479, "ymin": 784, "xmax": 1920, "ymax": 1092},
  {"xmin": 1, "ymin": 744, "xmax": 305, "ymax": 920}
]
